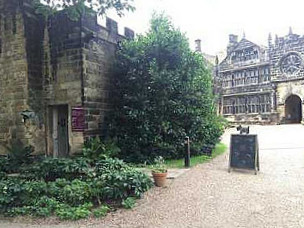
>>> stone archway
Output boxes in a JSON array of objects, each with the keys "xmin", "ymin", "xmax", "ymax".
[{"xmin": 285, "ymin": 95, "xmax": 302, "ymax": 124}]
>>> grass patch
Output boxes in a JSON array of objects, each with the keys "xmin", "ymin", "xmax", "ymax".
[{"xmin": 165, "ymin": 143, "xmax": 227, "ymax": 169}]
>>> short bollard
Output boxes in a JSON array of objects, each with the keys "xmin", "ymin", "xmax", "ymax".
[{"xmin": 184, "ymin": 136, "xmax": 190, "ymax": 168}]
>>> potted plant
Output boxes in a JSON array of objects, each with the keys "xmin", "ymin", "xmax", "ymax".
[{"xmin": 151, "ymin": 156, "xmax": 168, "ymax": 187}]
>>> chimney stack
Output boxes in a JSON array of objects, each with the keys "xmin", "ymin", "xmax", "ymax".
[
  {"xmin": 227, "ymin": 34, "xmax": 238, "ymax": 55},
  {"xmin": 229, "ymin": 34, "xmax": 238, "ymax": 44},
  {"xmin": 195, "ymin": 39, "xmax": 202, "ymax": 52}
]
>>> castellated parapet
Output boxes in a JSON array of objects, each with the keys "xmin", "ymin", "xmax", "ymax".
[{"xmin": 0, "ymin": 0, "xmax": 134, "ymax": 156}]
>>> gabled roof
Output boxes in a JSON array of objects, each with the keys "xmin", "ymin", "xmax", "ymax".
[
  {"xmin": 218, "ymin": 38, "xmax": 263, "ymax": 67},
  {"xmin": 233, "ymin": 38, "xmax": 261, "ymax": 51}
]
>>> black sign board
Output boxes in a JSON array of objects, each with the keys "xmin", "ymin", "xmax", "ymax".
[
  {"xmin": 228, "ymin": 134, "xmax": 259, "ymax": 174},
  {"xmin": 201, "ymin": 144, "xmax": 214, "ymax": 157}
]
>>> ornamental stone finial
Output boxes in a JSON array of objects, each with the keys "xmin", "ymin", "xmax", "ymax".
[
  {"xmin": 215, "ymin": 55, "xmax": 219, "ymax": 65},
  {"xmin": 268, "ymin": 33, "xmax": 272, "ymax": 46},
  {"xmin": 275, "ymin": 34, "xmax": 279, "ymax": 46},
  {"xmin": 289, "ymin": 27, "xmax": 293, "ymax": 35}
]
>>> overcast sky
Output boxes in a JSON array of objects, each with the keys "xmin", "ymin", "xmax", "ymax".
[{"xmin": 104, "ymin": 0, "xmax": 304, "ymax": 56}]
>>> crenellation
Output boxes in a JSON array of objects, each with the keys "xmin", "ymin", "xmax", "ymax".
[
  {"xmin": 0, "ymin": 1, "xmax": 134, "ymax": 155},
  {"xmin": 106, "ymin": 17, "xmax": 118, "ymax": 34},
  {"xmin": 124, "ymin": 27, "xmax": 134, "ymax": 39}
]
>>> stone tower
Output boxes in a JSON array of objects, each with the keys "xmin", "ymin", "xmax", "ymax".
[
  {"xmin": 0, "ymin": 0, "xmax": 134, "ymax": 155},
  {"xmin": 0, "ymin": 0, "xmax": 46, "ymax": 153}
]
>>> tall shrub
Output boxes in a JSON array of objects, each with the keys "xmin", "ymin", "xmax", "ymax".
[{"xmin": 110, "ymin": 14, "xmax": 224, "ymax": 162}]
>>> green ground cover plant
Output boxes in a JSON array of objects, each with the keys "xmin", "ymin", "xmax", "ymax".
[{"xmin": 0, "ymin": 141, "xmax": 153, "ymax": 220}]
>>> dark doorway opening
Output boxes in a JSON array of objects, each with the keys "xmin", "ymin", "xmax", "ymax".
[
  {"xmin": 285, "ymin": 95, "xmax": 302, "ymax": 124},
  {"xmin": 49, "ymin": 105, "xmax": 69, "ymax": 157}
]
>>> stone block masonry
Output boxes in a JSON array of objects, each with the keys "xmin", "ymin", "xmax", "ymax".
[
  {"xmin": 0, "ymin": 0, "xmax": 135, "ymax": 155},
  {"xmin": 0, "ymin": 0, "xmax": 39, "ymax": 153},
  {"xmin": 216, "ymin": 30, "xmax": 304, "ymax": 125}
]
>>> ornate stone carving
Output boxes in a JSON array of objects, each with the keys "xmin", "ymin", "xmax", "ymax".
[{"xmin": 280, "ymin": 52, "xmax": 302, "ymax": 75}]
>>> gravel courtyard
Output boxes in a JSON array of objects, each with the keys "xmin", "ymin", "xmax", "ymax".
[{"xmin": 2, "ymin": 124, "xmax": 304, "ymax": 228}]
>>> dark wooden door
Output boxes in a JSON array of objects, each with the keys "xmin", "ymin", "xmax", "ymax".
[{"xmin": 57, "ymin": 105, "xmax": 69, "ymax": 157}]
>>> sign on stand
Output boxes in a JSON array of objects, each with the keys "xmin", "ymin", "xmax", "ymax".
[{"xmin": 228, "ymin": 134, "xmax": 260, "ymax": 174}]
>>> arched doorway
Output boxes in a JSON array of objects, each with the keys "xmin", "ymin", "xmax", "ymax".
[{"xmin": 285, "ymin": 95, "xmax": 302, "ymax": 124}]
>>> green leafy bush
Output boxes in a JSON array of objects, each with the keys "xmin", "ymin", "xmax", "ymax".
[
  {"xmin": 22, "ymin": 157, "xmax": 90, "ymax": 181},
  {"xmin": 0, "ymin": 157, "xmax": 153, "ymax": 220},
  {"xmin": 33, "ymin": 196, "xmax": 61, "ymax": 217},
  {"xmin": 0, "ymin": 156, "xmax": 8, "ymax": 173},
  {"xmin": 0, "ymin": 178, "xmax": 26, "ymax": 212},
  {"xmin": 93, "ymin": 205, "xmax": 110, "ymax": 218},
  {"xmin": 48, "ymin": 179, "xmax": 92, "ymax": 206},
  {"xmin": 55, "ymin": 203, "xmax": 93, "ymax": 220},
  {"xmin": 109, "ymin": 14, "xmax": 224, "ymax": 162},
  {"xmin": 7, "ymin": 145, "xmax": 34, "ymax": 164},
  {"xmin": 8, "ymin": 196, "xmax": 61, "ymax": 217},
  {"xmin": 0, "ymin": 171, "xmax": 6, "ymax": 179},
  {"xmin": 82, "ymin": 137, "xmax": 121, "ymax": 161},
  {"xmin": 122, "ymin": 197, "xmax": 136, "ymax": 209},
  {"xmin": 0, "ymin": 178, "xmax": 48, "ymax": 214},
  {"xmin": 95, "ymin": 158, "xmax": 129, "ymax": 175},
  {"xmin": 102, "ymin": 169, "xmax": 153, "ymax": 200},
  {"xmin": 1, "ymin": 143, "xmax": 35, "ymax": 173}
]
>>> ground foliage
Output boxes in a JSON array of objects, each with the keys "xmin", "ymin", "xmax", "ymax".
[
  {"xmin": 109, "ymin": 14, "xmax": 225, "ymax": 163},
  {"xmin": 0, "ymin": 142, "xmax": 152, "ymax": 220}
]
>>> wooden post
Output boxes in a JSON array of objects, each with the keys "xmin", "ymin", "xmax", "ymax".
[{"xmin": 184, "ymin": 136, "xmax": 190, "ymax": 168}]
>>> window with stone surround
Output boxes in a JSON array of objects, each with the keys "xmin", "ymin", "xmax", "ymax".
[
  {"xmin": 223, "ymin": 94, "xmax": 271, "ymax": 115},
  {"xmin": 234, "ymin": 71, "xmax": 245, "ymax": 87},
  {"xmin": 260, "ymin": 66, "xmax": 270, "ymax": 82},
  {"xmin": 235, "ymin": 97, "xmax": 246, "ymax": 114},
  {"xmin": 260, "ymin": 94, "xmax": 271, "ymax": 113},
  {"xmin": 247, "ymin": 69, "xmax": 258, "ymax": 85},
  {"xmin": 231, "ymin": 47, "xmax": 259, "ymax": 63},
  {"xmin": 248, "ymin": 96, "xmax": 259, "ymax": 113},
  {"xmin": 222, "ymin": 67, "xmax": 267, "ymax": 88},
  {"xmin": 222, "ymin": 73, "xmax": 232, "ymax": 88},
  {"xmin": 223, "ymin": 97, "xmax": 235, "ymax": 114}
]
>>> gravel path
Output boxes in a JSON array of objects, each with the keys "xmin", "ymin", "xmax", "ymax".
[{"xmin": 2, "ymin": 124, "xmax": 304, "ymax": 228}]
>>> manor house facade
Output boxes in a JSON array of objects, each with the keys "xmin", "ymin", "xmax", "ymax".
[{"xmin": 215, "ymin": 29, "xmax": 304, "ymax": 124}]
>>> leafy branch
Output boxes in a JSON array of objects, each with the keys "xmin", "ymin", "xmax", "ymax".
[{"xmin": 30, "ymin": 0, "xmax": 135, "ymax": 20}]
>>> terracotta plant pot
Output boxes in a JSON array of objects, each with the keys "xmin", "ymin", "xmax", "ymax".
[{"xmin": 152, "ymin": 171, "xmax": 168, "ymax": 187}]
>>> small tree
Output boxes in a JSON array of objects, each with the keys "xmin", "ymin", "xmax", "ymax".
[{"xmin": 110, "ymin": 14, "xmax": 224, "ymax": 162}]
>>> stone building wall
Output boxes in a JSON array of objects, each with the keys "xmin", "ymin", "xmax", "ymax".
[
  {"xmin": 44, "ymin": 12, "xmax": 132, "ymax": 155},
  {"xmin": 269, "ymin": 32, "xmax": 304, "ymax": 122},
  {"xmin": 0, "ymin": 1, "xmax": 134, "ymax": 155},
  {"xmin": 0, "ymin": 0, "xmax": 43, "ymax": 153},
  {"xmin": 23, "ymin": 1, "xmax": 46, "ymax": 153},
  {"xmin": 81, "ymin": 15, "xmax": 122, "ymax": 138},
  {"xmin": 46, "ymin": 11, "xmax": 84, "ymax": 155},
  {"xmin": 217, "ymin": 31, "xmax": 304, "ymax": 125},
  {"xmin": 216, "ymin": 36, "xmax": 275, "ymax": 124}
]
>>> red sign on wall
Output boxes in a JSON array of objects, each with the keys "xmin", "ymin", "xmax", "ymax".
[{"xmin": 71, "ymin": 107, "xmax": 85, "ymax": 132}]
